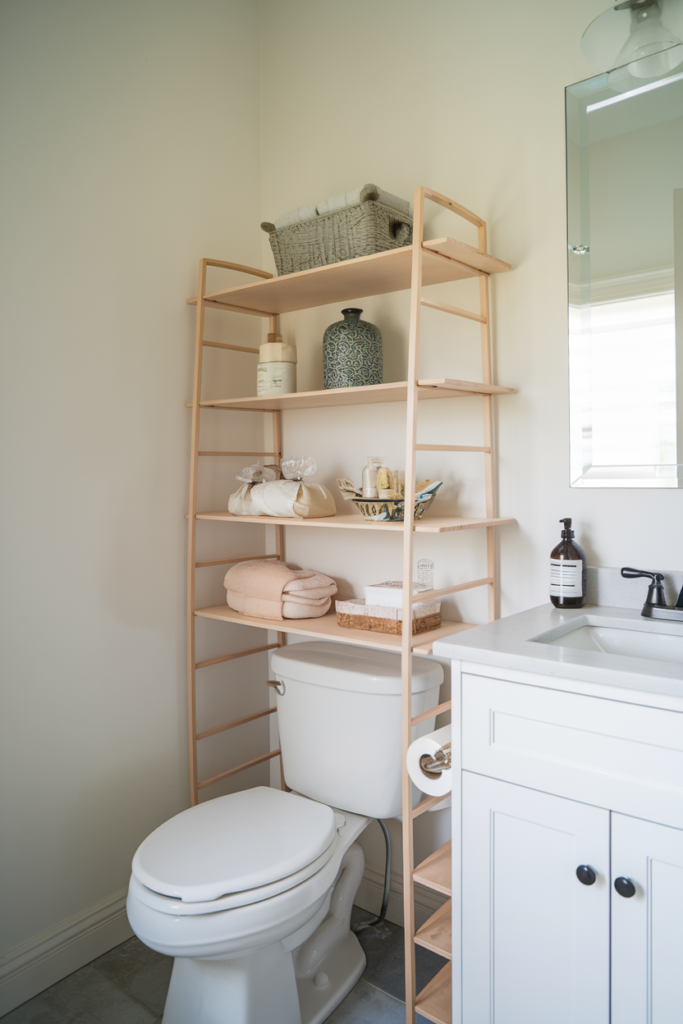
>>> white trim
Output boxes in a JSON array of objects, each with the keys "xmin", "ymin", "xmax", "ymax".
[
  {"xmin": 0, "ymin": 889, "xmax": 133, "ymax": 1017},
  {"xmin": 356, "ymin": 861, "xmax": 448, "ymax": 930},
  {"xmin": 569, "ymin": 266, "xmax": 674, "ymax": 307}
]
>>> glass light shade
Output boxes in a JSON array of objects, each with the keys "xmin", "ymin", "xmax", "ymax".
[
  {"xmin": 582, "ymin": 0, "xmax": 683, "ymax": 75},
  {"xmin": 615, "ymin": 4, "xmax": 682, "ymax": 75}
]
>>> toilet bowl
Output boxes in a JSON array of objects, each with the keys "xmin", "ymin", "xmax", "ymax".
[{"xmin": 127, "ymin": 641, "xmax": 444, "ymax": 1024}]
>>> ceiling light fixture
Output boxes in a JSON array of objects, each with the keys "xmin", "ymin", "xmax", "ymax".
[{"xmin": 582, "ymin": 0, "xmax": 683, "ymax": 80}]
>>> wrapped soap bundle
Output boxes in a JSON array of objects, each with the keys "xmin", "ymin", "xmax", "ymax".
[
  {"xmin": 228, "ymin": 456, "xmax": 336, "ymax": 519},
  {"xmin": 225, "ymin": 560, "xmax": 337, "ymax": 620}
]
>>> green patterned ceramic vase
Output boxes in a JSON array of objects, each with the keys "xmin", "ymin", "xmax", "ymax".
[{"xmin": 322, "ymin": 308, "xmax": 383, "ymax": 389}]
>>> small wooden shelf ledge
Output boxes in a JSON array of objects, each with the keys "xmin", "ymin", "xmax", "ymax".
[
  {"xmin": 194, "ymin": 511, "xmax": 515, "ymax": 534},
  {"xmin": 415, "ymin": 963, "xmax": 452, "ymax": 1024},
  {"xmin": 194, "ymin": 605, "xmax": 476, "ymax": 655},
  {"xmin": 415, "ymin": 900, "xmax": 452, "ymax": 960},
  {"xmin": 187, "ymin": 237, "xmax": 511, "ymax": 316},
  {"xmin": 199, "ymin": 378, "xmax": 513, "ymax": 413},
  {"xmin": 414, "ymin": 842, "xmax": 452, "ymax": 897}
]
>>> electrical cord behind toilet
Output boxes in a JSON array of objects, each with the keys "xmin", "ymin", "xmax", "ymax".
[{"xmin": 353, "ymin": 819, "xmax": 391, "ymax": 932}]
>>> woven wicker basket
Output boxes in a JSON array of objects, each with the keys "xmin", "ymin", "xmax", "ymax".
[
  {"xmin": 335, "ymin": 599, "xmax": 441, "ymax": 636},
  {"xmin": 261, "ymin": 201, "xmax": 413, "ymax": 276}
]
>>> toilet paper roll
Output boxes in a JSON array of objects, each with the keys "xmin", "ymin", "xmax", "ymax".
[{"xmin": 406, "ymin": 725, "xmax": 451, "ymax": 798}]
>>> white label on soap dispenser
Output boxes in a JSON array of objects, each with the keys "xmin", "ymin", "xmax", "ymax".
[{"xmin": 550, "ymin": 559, "xmax": 583, "ymax": 596}]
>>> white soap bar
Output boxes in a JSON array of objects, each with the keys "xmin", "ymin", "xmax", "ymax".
[{"xmin": 364, "ymin": 581, "xmax": 428, "ymax": 608}]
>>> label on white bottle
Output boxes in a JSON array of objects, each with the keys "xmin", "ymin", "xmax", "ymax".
[{"xmin": 550, "ymin": 559, "xmax": 584, "ymax": 597}]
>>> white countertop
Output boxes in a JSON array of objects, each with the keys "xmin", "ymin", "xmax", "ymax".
[{"xmin": 433, "ymin": 604, "xmax": 683, "ymax": 698}]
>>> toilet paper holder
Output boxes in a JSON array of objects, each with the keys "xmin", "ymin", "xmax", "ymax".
[{"xmin": 419, "ymin": 741, "xmax": 451, "ymax": 776}]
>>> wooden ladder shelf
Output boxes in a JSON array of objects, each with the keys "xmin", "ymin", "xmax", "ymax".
[{"xmin": 185, "ymin": 186, "xmax": 513, "ymax": 1024}]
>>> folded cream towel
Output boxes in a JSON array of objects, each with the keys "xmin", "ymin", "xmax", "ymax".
[
  {"xmin": 226, "ymin": 591, "xmax": 334, "ymax": 621},
  {"xmin": 224, "ymin": 560, "xmax": 337, "ymax": 620}
]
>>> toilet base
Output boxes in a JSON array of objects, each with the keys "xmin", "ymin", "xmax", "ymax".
[
  {"xmin": 296, "ymin": 931, "xmax": 365, "ymax": 1024},
  {"xmin": 160, "ymin": 842, "xmax": 366, "ymax": 1024}
]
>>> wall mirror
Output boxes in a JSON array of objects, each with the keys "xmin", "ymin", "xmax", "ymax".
[{"xmin": 566, "ymin": 60, "xmax": 683, "ymax": 487}]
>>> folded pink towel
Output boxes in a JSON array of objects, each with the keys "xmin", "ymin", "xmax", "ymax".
[{"xmin": 224, "ymin": 560, "xmax": 337, "ymax": 620}]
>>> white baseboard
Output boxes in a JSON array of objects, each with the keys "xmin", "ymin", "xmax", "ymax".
[
  {"xmin": 355, "ymin": 861, "xmax": 447, "ymax": 930},
  {"xmin": 0, "ymin": 889, "xmax": 133, "ymax": 1017}
]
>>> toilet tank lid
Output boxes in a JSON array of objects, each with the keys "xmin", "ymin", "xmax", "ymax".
[
  {"xmin": 271, "ymin": 641, "xmax": 443, "ymax": 695},
  {"xmin": 131, "ymin": 788, "xmax": 337, "ymax": 903}
]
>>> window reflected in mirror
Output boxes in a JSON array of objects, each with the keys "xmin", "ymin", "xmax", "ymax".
[{"xmin": 566, "ymin": 65, "xmax": 683, "ymax": 487}]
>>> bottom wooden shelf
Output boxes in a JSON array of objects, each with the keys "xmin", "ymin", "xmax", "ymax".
[
  {"xmin": 416, "ymin": 962, "xmax": 452, "ymax": 1024},
  {"xmin": 415, "ymin": 899, "xmax": 452, "ymax": 959},
  {"xmin": 194, "ymin": 605, "xmax": 476, "ymax": 654},
  {"xmin": 414, "ymin": 841, "xmax": 452, "ymax": 896}
]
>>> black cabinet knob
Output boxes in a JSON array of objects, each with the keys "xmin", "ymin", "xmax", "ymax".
[
  {"xmin": 576, "ymin": 865, "xmax": 597, "ymax": 886},
  {"xmin": 614, "ymin": 877, "xmax": 636, "ymax": 898}
]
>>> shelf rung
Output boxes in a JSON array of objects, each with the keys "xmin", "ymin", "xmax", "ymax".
[
  {"xmin": 415, "ymin": 899, "xmax": 452, "ymax": 960},
  {"xmin": 196, "ymin": 706, "xmax": 276, "ymax": 741},
  {"xmin": 203, "ymin": 258, "xmax": 272, "ymax": 279},
  {"xmin": 195, "ymin": 642, "xmax": 279, "ymax": 670},
  {"xmin": 197, "ymin": 748, "xmax": 281, "ymax": 790},
  {"xmin": 415, "ymin": 444, "xmax": 490, "ymax": 453},
  {"xmin": 195, "ymin": 554, "xmax": 280, "ymax": 568},
  {"xmin": 414, "ymin": 841, "xmax": 452, "ymax": 897},
  {"xmin": 189, "ymin": 297, "xmax": 273, "ymax": 318},
  {"xmin": 185, "ymin": 402, "xmax": 256, "ymax": 412},
  {"xmin": 420, "ymin": 296, "xmax": 487, "ymax": 324},
  {"xmin": 202, "ymin": 339, "xmax": 259, "ymax": 354},
  {"xmin": 413, "ymin": 577, "xmax": 493, "ymax": 602},
  {"xmin": 198, "ymin": 451, "xmax": 276, "ymax": 457},
  {"xmin": 412, "ymin": 700, "xmax": 451, "ymax": 728},
  {"xmin": 413, "ymin": 794, "xmax": 449, "ymax": 819},
  {"xmin": 415, "ymin": 962, "xmax": 452, "ymax": 1024}
]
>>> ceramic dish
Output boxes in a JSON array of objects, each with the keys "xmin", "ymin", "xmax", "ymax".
[{"xmin": 351, "ymin": 490, "xmax": 438, "ymax": 522}]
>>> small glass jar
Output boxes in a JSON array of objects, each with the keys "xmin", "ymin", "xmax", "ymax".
[
  {"xmin": 361, "ymin": 456, "xmax": 386, "ymax": 498},
  {"xmin": 417, "ymin": 558, "xmax": 434, "ymax": 590}
]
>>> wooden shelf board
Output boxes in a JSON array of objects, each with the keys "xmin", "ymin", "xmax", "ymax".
[
  {"xmin": 194, "ymin": 511, "xmax": 515, "ymax": 534},
  {"xmin": 200, "ymin": 378, "xmax": 514, "ymax": 412},
  {"xmin": 423, "ymin": 236, "xmax": 511, "ymax": 275},
  {"xmin": 194, "ymin": 606, "xmax": 476, "ymax": 654},
  {"xmin": 414, "ymin": 841, "xmax": 452, "ymax": 897},
  {"xmin": 415, "ymin": 962, "xmax": 452, "ymax": 1024},
  {"xmin": 187, "ymin": 238, "xmax": 511, "ymax": 315},
  {"xmin": 415, "ymin": 899, "xmax": 452, "ymax": 960}
]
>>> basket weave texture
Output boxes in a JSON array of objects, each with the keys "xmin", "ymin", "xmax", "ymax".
[
  {"xmin": 336, "ymin": 610, "xmax": 441, "ymax": 636},
  {"xmin": 263, "ymin": 201, "xmax": 413, "ymax": 276}
]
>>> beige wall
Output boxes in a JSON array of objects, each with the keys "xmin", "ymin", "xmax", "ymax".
[
  {"xmin": 3, "ymin": 0, "xmax": 682, "ymax": 1012},
  {"xmin": 0, "ymin": 0, "xmax": 266, "ymax": 1012}
]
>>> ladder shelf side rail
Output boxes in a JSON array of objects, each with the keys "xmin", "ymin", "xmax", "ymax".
[
  {"xmin": 187, "ymin": 260, "xmax": 283, "ymax": 807},
  {"xmin": 401, "ymin": 185, "xmax": 501, "ymax": 1023}
]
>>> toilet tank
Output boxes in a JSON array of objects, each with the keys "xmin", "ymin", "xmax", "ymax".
[{"xmin": 270, "ymin": 641, "xmax": 444, "ymax": 819}]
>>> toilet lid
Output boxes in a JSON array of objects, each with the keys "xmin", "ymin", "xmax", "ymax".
[{"xmin": 132, "ymin": 787, "xmax": 337, "ymax": 903}]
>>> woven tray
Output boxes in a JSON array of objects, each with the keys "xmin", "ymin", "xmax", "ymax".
[
  {"xmin": 335, "ymin": 598, "xmax": 441, "ymax": 636},
  {"xmin": 261, "ymin": 200, "xmax": 413, "ymax": 276},
  {"xmin": 336, "ymin": 610, "xmax": 441, "ymax": 636}
]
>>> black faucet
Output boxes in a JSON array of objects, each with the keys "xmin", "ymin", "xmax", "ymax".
[{"xmin": 620, "ymin": 568, "xmax": 683, "ymax": 621}]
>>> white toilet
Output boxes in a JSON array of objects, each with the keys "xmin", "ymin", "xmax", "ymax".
[{"xmin": 126, "ymin": 641, "xmax": 443, "ymax": 1024}]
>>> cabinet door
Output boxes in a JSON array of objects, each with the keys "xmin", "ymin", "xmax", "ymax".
[
  {"xmin": 462, "ymin": 772, "xmax": 610, "ymax": 1024},
  {"xmin": 611, "ymin": 813, "xmax": 683, "ymax": 1024}
]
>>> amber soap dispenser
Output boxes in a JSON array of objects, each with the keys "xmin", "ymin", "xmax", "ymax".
[{"xmin": 550, "ymin": 518, "xmax": 587, "ymax": 608}]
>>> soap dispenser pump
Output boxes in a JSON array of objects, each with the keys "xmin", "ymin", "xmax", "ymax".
[{"xmin": 550, "ymin": 518, "xmax": 587, "ymax": 608}]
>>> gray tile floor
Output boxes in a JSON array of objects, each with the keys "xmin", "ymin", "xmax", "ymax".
[{"xmin": 2, "ymin": 907, "xmax": 444, "ymax": 1023}]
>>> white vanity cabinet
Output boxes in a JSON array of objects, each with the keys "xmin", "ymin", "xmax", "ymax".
[
  {"xmin": 447, "ymin": 661, "xmax": 683, "ymax": 1024},
  {"xmin": 610, "ymin": 813, "xmax": 683, "ymax": 1024},
  {"xmin": 461, "ymin": 772, "xmax": 610, "ymax": 1024}
]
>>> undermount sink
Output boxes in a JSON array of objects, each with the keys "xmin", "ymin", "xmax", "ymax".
[{"xmin": 533, "ymin": 622, "xmax": 683, "ymax": 666}]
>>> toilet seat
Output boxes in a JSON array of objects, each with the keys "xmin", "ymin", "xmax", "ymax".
[{"xmin": 131, "ymin": 787, "xmax": 339, "ymax": 908}]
